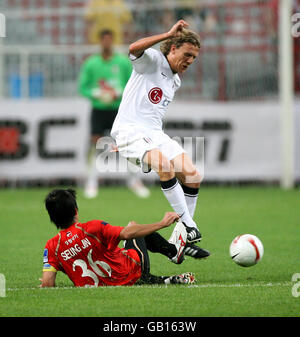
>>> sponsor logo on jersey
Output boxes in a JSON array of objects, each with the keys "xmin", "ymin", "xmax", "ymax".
[{"xmin": 148, "ymin": 87, "xmax": 163, "ymax": 104}]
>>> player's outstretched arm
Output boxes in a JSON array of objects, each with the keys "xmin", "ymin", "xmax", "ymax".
[
  {"xmin": 129, "ymin": 19, "xmax": 189, "ymax": 58},
  {"xmin": 119, "ymin": 212, "xmax": 179, "ymax": 240}
]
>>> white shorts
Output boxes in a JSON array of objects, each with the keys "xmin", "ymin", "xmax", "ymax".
[{"xmin": 113, "ymin": 125, "xmax": 185, "ymax": 173}]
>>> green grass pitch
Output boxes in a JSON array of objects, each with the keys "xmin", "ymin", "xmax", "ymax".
[{"xmin": 0, "ymin": 186, "xmax": 299, "ymax": 317}]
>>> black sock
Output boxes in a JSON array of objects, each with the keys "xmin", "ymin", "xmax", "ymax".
[
  {"xmin": 181, "ymin": 184, "xmax": 199, "ymax": 196},
  {"xmin": 136, "ymin": 273, "xmax": 167, "ymax": 285},
  {"xmin": 160, "ymin": 177, "xmax": 178, "ymax": 190},
  {"xmin": 144, "ymin": 232, "xmax": 176, "ymax": 259}
]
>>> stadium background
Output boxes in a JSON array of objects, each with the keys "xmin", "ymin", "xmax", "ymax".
[
  {"xmin": 1, "ymin": 0, "xmax": 299, "ymax": 187},
  {"xmin": 1, "ymin": 0, "xmax": 300, "ymax": 319}
]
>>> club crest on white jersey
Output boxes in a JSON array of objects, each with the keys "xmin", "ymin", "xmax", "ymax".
[{"xmin": 148, "ymin": 87, "xmax": 163, "ymax": 104}]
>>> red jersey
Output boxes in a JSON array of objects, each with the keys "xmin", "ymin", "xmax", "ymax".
[{"xmin": 43, "ymin": 220, "xmax": 142, "ymax": 287}]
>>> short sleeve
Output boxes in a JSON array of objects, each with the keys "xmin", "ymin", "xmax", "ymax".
[{"xmin": 129, "ymin": 48, "xmax": 161, "ymax": 74}]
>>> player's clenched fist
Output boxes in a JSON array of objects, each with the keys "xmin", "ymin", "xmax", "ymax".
[{"xmin": 168, "ymin": 20, "xmax": 189, "ymax": 37}]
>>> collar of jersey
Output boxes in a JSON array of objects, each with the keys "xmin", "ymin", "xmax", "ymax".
[{"xmin": 60, "ymin": 222, "xmax": 78, "ymax": 232}]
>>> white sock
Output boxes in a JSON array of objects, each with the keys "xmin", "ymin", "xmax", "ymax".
[
  {"xmin": 161, "ymin": 177, "xmax": 197, "ymax": 229},
  {"xmin": 182, "ymin": 185, "xmax": 199, "ymax": 218},
  {"xmin": 126, "ymin": 165, "xmax": 141, "ymax": 187},
  {"xmin": 85, "ymin": 147, "xmax": 99, "ymax": 190}
]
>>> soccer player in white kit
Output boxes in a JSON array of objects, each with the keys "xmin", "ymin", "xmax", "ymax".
[{"xmin": 111, "ymin": 20, "xmax": 210, "ymax": 260}]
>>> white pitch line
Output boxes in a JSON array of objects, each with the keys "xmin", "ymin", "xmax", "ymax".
[
  {"xmin": 187, "ymin": 282, "xmax": 292, "ymax": 288},
  {"xmin": 6, "ymin": 282, "xmax": 292, "ymax": 291}
]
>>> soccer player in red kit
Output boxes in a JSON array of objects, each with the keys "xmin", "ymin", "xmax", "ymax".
[{"xmin": 40, "ymin": 189, "xmax": 195, "ymax": 287}]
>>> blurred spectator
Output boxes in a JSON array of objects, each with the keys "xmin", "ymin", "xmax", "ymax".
[
  {"xmin": 84, "ymin": 0, "xmax": 133, "ymax": 45},
  {"xmin": 161, "ymin": 9, "xmax": 176, "ymax": 34},
  {"xmin": 260, "ymin": 0, "xmax": 279, "ymax": 39},
  {"xmin": 173, "ymin": 0, "xmax": 216, "ymax": 33},
  {"xmin": 201, "ymin": 9, "xmax": 217, "ymax": 33},
  {"xmin": 174, "ymin": 0, "xmax": 195, "ymax": 25}
]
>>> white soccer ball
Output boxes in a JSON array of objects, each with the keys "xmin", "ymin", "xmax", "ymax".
[{"xmin": 229, "ymin": 234, "xmax": 264, "ymax": 267}]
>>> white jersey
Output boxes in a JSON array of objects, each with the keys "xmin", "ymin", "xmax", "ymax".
[{"xmin": 111, "ymin": 48, "xmax": 181, "ymax": 137}]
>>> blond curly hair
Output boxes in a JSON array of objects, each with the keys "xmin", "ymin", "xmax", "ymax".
[{"xmin": 160, "ymin": 28, "xmax": 201, "ymax": 56}]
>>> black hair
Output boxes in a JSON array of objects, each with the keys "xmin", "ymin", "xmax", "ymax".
[
  {"xmin": 99, "ymin": 29, "xmax": 114, "ymax": 39},
  {"xmin": 45, "ymin": 189, "xmax": 78, "ymax": 229}
]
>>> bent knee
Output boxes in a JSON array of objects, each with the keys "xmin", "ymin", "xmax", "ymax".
[
  {"xmin": 157, "ymin": 159, "xmax": 175, "ymax": 180},
  {"xmin": 145, "ymin": 149, "xmax": 175, "ymax": 180},
  {"xmin": 182, "ymin": 170, "xmax": 203, "ymax": 187}
]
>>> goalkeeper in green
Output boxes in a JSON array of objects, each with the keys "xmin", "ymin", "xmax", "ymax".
[{"xmin": 78, "ymin": 29, "xmax": 150, "ymax": 199}]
